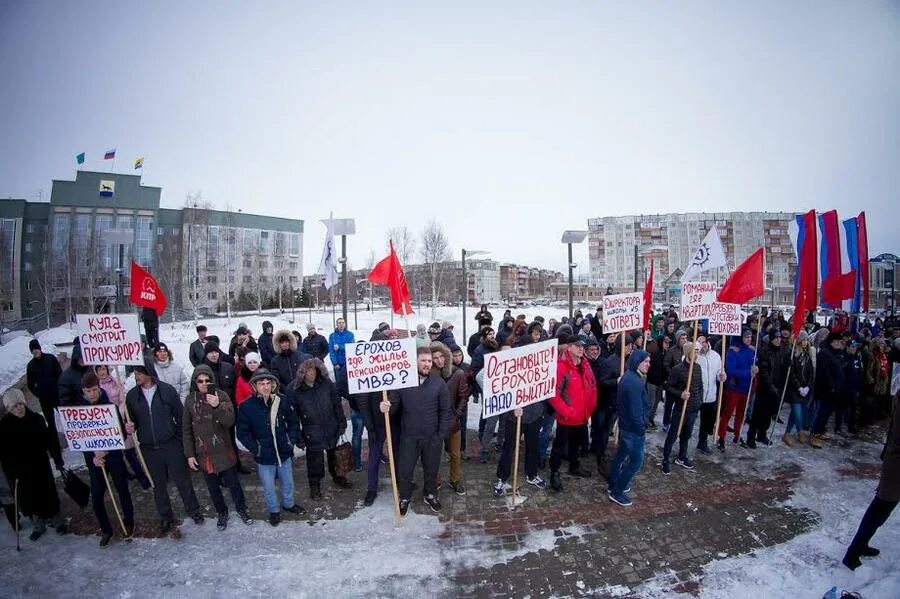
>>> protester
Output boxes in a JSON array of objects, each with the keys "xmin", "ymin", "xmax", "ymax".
[
  {"xmin": 431, "ymin": 342, "xmax": 469, "ymax": 495},
  {"xmin": 717, "ymin": 329, "xmax": 757, "ymax": 451},
  {"xmin": 26, "ymin": 339, "xmax": 64, "ymax": 470},
  {"xmin": 548, "ymin": 335, "xmax": 597, "ymax": 492},
  {"xmin": 475, "ymin": 304, "xmax": 493, "ymax": 328},
  {"xmin": 258, "ymin": 321, "xmax": 276, "ymax": 367},
  {"xmin": 645, "ymin": 337, "xmax": 667, "ymax": 430},
  {"xmin": 152, "ymin": 343, "xmax": 190, "ymax": 402},
  {"xmin": 79, "ymin": 372, "xmax": 135, "ymax": 545},
  {"xmin": 124, "ymin": 363, "xmax": 204, "ymax": 535},
  {"xmin": 289, "ymin": 358, "xmax": 352, "ymax": 500},
  {"xmin": 235, "ymin": 352, "xmax": 261, "ymax": 407},
  {"xmin": 810, "ymin": 333, "xmax": 845, "ymax": 448},
  {"xmin": 695, "ymin": 335, "xmax": 726, "ymax": 454},
  {"xmin": 300, "ymin": 323, "xmax": 329, "ymax": 360},
  {"xmin": 494, "ymin": 401, "xmax": 547, "ymax": 497},
  {"xmin": 95, "ymin": 365, "xmax": 150, "ymax": 489},
  {"xmin": 237, "ymin": 368, "xmax": 305, "ymax": 526},
  {"xmin": 228, "ymin": 325, "xmax": 259, "ymax": 360},
  {"xmin": 203, "ymin": 342, "xmax": 236, "ymax": 400},
  {"xmin": 784, "ymin": 331, "xmax": 814, "ymax": 446},
  {"xmin": 183, "ymin": 365, "xmax": 253, "ymax": 530},
  {"xmin": 328, "ymin": 318, "xmax": 361, "ymax": 470},
  {"xmin": 189, "ymin": 325, "xmax": 210, "ymax": 367},
  {"xmin": 662, "ymin": 341, "xmax": 703, "ymax": 474},
  {"xmin": 661, "ymin": 330, "xmax": 688, "ymax": 431},
  {"xmin": 838, "ymin": 339, "xmax": 864, "ymax": 436},
  {"xmin": 270, "ymin": 329, "xmax": 306, "ymax": 390},
  {"xmin": 593, "ymin": 334, "xmax": 630, "ymax": 474},
  {"xmin": 607, "ymin": 350, "xmax": 650, "ymax": 507},
  {"xmin": 380, "ymin": 347, "xmax": 451, "ymax": 515},
  {"xmin": 0, "ymin": 388, "xmax": 69, "ymax": 541},
  {"xmin": 58, "ymin": 339, "xmax": 88, "ymax": 407}
]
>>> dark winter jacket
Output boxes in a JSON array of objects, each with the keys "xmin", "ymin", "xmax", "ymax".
[
  {"xmin": 27, "ymin": 352, "xmax": 62, "ymax": 404},
  {"xmin": 617, "ymin": 350, "xmax": 650, "ymax": 435},
  {"xmin": 189, "ymin": 339, "xmax": 208, "ymax": 367},
  {"xmin": 125, "ymin": 380, "xmax": 185, "ymax": 449},
  {"xmin": 387, "ymin": 373, "xmax": 451, "ymax": 440},
  {"xmin": 58, "ymin": 343, "xmax": 88, "ymax": 406},
  {"xmin": 0, "ymin": 409, "xmax": 61, "ymax": 519},
  {"xmin": 237, "ymin": 392, "xmax": 301, "ymax": 465},
  {"xmin": 815, "ymin": 345, "xmax": 845, "ymax": 403},
  {"xmin": 300, "ymin": 332, "xmax": 329, "ymax": 361},
  {"xmin": 474, "ymin": 309, "xmax": 493, "ymax": 327},
  {"xmin": 288, "ymin": 361, "xmax": 346, "ymax": 452},
  {"xmin": 469, "ymin": 339, "xmax": 499, "ymax": 381},
  {"xmin": 787, "ymin": 351, "xmax": 814, "ymax": 405},
  {"xmin": 228, "ymin": 335, "xmax": 259, "ymax": 359},
  {"xmin": 258, "ymin": 321, "xmax": 276, "ymax": 366},
  {"xmin": 663, "ymin": 344, "xmax": 684, "ymax": 380},
  {"xmin": 665, "ymin": 358, "xmax": 704, "ymax": 412},
  {"xmin": 549, "ymin": 352, "xmax": 598, "ymax": 426},
  {"xmin": 182, "ymin": 364, "xmax": 237, "ymax": 474},
  {"xmin": 204, "ymin": 357, "xmax": 236, "ymax": 397},
  {"xmin": 725, "ymin": 339, "xmax": 756, "ymax": 394},
  {"xmin": 467, "ymin": 331, "xmax": 482, "ymax": 360},
  {"xmin": 432, "ymin": 343, "xmax": 470, "ymax": 435},
  {"xmin": 757, "ymin": 340, "xmax": 788, "ymax": 401},
  {"xmin": 597, "ymin": 353, "xmax": 624, "ymax": 410},
  {"xmin": 843, "ymin": 351, "xmax": 864, "ymax": 397},
  {"xmin": 647, "ymin": 346, "xmax": 666, "ymax": 386},
  {"xmin": 877, "ymin": 393, "xmax": 900, "ymax": 502}
]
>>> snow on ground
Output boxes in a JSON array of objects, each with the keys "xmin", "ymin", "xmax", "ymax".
[{"xmin": 620, "ymin": 432, "xmax": 900, "ymax": 599}]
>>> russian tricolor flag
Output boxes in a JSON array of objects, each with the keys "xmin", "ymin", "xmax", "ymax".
[
  {"xmin": 841, "ymin": 212, "xmax": 869, "ymax": 313},
  {"xmin": 104, "ymin": 148, "xmax": 116, "ymax": 160}
]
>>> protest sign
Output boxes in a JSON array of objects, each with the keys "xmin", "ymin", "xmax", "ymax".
[
  {"xmin": 57, "ymin": 405, "xmax": 126, "ymax": 452},
  {"xmin": 346, "ymin": 337, "xmax": 417, "ymax": 394},
  {"xmin": 680, "ymin": 281, "xmax": 718, "ymax": 320},
  {"xmin": 482, "ymin": 339, "xmax": 558, "ymax": 419},
  {"xmin": 708, "ymin": 302, "xmax": 743, "ymax": 336},
  {"xmin": 76, "ymin": 314, "xmax": 143, "ymax": 365},
  {"xmin": 602, "ymin": 292, "xmax": 645, "ymax": 334}
]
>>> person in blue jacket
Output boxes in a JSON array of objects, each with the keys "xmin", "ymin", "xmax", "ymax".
[
  {"xmin": 607, "ymin": 350, "xmax": 650, "ymax": 507},
  {"xmin": 716, "ymin": 329, "xmax": 758, "ymax": 451},
  {"xmin": 328, "ymin": 317, "xmax": 360, "ymax": 469}
]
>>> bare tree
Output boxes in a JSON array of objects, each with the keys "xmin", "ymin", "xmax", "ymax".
[
  {"xmin": 420, "ymin": 219, "xmax": 452, "ymax": 319},
  {"xmin": 386, "ymin": 226, "xmax": 416, "ymax": 265},
  {"xmin": 30, "ymin": 241, "xmax": 53, "ymax": 330},
  {"xmin": 182, "ymin": 192, "xmax": 212, "ymax": 319}
]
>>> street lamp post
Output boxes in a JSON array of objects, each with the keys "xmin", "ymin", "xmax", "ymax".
[
  {"xmin": 561, "ymin": 231, "xmax": 589, "ymax": 321},
  {"xmin": 461, "ymin": 248, "xmax": 489, "ymax": 342},
  {"xmin": 322, "ymin": 218, "xmax": 356, "ymax": 325}
]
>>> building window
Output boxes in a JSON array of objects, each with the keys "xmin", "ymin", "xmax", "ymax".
[
  {"xmin": 288, "ymin": 261, "xmax": 298, "ymax": 270},
  {"xmin": 274, "ymin": 232, "xmax": 286, "ymax": 257},
  {"xmin": 26, "ymin": 224, "xmax": 35, "ymax": 234},
  {"xmin": 1, "ymin": 302, "xmax": 13, "ymax": 312},
  {"xmin": 258, "ymin": 231, "xmax": 270, "ymax": 255},
  {"xmin": 25, "ymin": 280, "xmax": 32, "ymax": 291},
  {"xmin": 24, "ymin": 261, "xmax": 32, "ymax": 271},
  {"xmin": 228, "ymin": 291, "xmax": 235, "ymax": 299},
  {"xmin": 243, "ymin": 275, "xmax": 252, "ymax": 283},
  {"xmin": 289, "ymin": 233, "xmax": 300, "ymax": 257},
  {"xmin": 243, "ymin": 258, "xmax": 252, "ymax": 268},
  {"xmin": 207, "ymin": 275, "xmax": 217, "ymax": 283},
  {"xmin": 207, "ymin": 291, "xmax": 217, "ymax": 300},
  {"xmin": 206, "ymin": 225, "xmax": 219, "ymax": 269}
]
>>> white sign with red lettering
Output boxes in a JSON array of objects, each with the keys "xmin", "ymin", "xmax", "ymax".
[
  {"xmin": 345, "ymin": 338, "xmax": 417, "ymax": 394},
  {"xmin": 602, "ymin": 292, "xmax": 645, "ymax": 334},
  {"xmin": 76, "ymin": 314, "xmax": 143, "ymax": 366},
  {"xmin": 707, "ymin": 302, "xmax": 743, "ymax": 336},
  {"xmin": 680, "ymin": 281, "xmax": 718, "ymax": 321},
  {"xmin": 57, "ymin": 405, "xmax": 126, "ymax": 452}
]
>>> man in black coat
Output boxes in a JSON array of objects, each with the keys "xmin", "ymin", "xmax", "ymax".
[
  {"xmin": 228, "ymin": 325, "xmax": 259, "ymax": 360},
  {"xmin": 189, "ymin": 325, "xmax": 209, "ymax": 367},
  {"xmin": 58, "ymin": 339, "xmax": 89, "ymax": 407},
  {"xmin": 270, "ymin": 329, "xmax": 309, "ymax": 390},
  {"xmin": 124, "ymin": 363, "xmax": 203, "ymax": 534},
  {"xmin": 300, "ymin": 323, "xmax": 329, "ymax": 361},
  {"xmin": 810, "ymin": 333, "xmax": 847, "ymax": 448},
  {"xmin": 380, "ymin": 347, "xmax": 451, "ymax": 516},
  {"xmin": 745, "ymin": 333, "xmax": 788, "ymax": 448},
  {"xmin": 662, "ymin": 342, "xmax": 704, "ymax": 473},
  {"xmin": 203, "ymin": 342, "xmax": 236, "ymax": 399},
  {"xmin": 142, "ymin": 306, "xmax": 160, "ymax": 349},
  {"xmin": 258, "ymin": 321, "xmax": 276, "ymax": 367},
  {"xmin": 26, "ymin": 339, "xmax": 64, "ymax": 469},
  {"xmin": 593, "ymin": 336, "xmax": 631, "ymax": 470}
]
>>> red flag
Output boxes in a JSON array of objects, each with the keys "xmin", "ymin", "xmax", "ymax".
[
  {"xmin": 717, "ymin": 248, "xmax": 765, "ymax": 305},
  {"xmin": 793, "ymin": 210, "xmax": 818, "ymax": 337},
  {"xmin": 822, "ymin": 270, "xmax": 857, "ymax": 306},
  {"xmin": 129, "ymin": 261, "xmax": 167, "ymax": 315},
  {"xmin": 858, "ymin": 212, "xmax": 869, "ymax": 312},
  {"xmin": 642, "ymin": 259, "xmax": 653, "ymax": 330},
  {"xmin": 368, "ymin": 240, "xmax": 414, "ymax": 316}
]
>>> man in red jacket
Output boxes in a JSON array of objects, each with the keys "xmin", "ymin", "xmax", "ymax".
[{"xmin": 548, "ymin": 334, "xmax": 598, "ymax": 492}]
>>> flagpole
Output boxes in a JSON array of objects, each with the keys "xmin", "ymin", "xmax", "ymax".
[{"xmin": 769, "ymin": 335, "xmax": 798, "ymax": 442}]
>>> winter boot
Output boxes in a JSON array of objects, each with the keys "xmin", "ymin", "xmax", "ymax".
[
  {"xmin": 30, "ymin": 519, "xmax": 47, "ymax": 541},
  {"xmin": 781, "ymin": 433, "xmax": 794, "ymax": 447},
  {"xmin": 398, "ymin": 499, "xmax": 410, "ymax": 517},
  {"xmin": 810, "ymin": 434, "xmax": 825, "ymax": 448},
  {"xmin": 216, "ymin": 512, "xmax": 228, "ymax": 531},
  {"xmin": 549, "ymin": 471, "xmax": 563, "ymax": 492},
  {"xmin": 716, "ymin": 438, "xmax": 726, "ymax": 453},
  {"xmin": 283, "ymin": 504, "xmax": 306, "ymax": 515},
  {"xmin": 99, "ymin": 532, "xmax": 113, "ymax": 547},
  {"xmin": 238, "ymin": 509, "xmax": 254, "ymax": 525},
  {"xmin": 310, "ymin": 482, "xmax": 323, "ymax": 500},
  {"xmin": 268, "ymin": 512, "xmax": 281, "ymax": 527},
  {"xmin": 364, "ymin": 490, "xmax": 377, "ymax": 506},
  {"xmin": 797, "ymin": 430, "xmax": 808, "ymax": 444}
]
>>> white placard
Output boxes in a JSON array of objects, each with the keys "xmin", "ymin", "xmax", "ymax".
[
  {"xmin": 602, "ymin": 292, "xmax": 645, "ymax": 334},
  {"xmin": 76, "ymin": 313, "xmax": 143, "ymax": 365},
  {"xmin": 57, "ymin": 405, "xmax": 126, "ymax": 452},
  {"xmin": 345, "ymin": 337, "xmax": 418, "ymax": 394},
  {"xmin": 708, "ymin": 302, "xmax": 743, "ymax": 336},
  {"xmin": 680, "ymin": 281, "xmax": 718, "ymax": 321},
  {"xmin": 481, "ymin": 339, "xmax": 558, "ymax": 419}
]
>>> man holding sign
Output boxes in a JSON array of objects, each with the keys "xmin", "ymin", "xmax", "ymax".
[{"xmin": 379, "ymin": 347, "xmax": 451, "ymax": 516}]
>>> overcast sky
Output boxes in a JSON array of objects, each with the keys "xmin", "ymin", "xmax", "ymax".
[{"xmin": 2, "ymin": 1, "xmax": 898, "ymax": 276}]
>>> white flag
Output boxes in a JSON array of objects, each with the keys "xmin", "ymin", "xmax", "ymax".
[
  {"xmin": 317, "ymin": 214, "xmax": 339, "ymax": 289},
  {"xmin": 680, "ymin": 225, "xmax": 727, "ymax": 282}
]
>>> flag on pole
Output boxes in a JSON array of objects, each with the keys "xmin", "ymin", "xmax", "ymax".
[
  {"xmin": 129, "ymin": 260, "xmax": 167, "ymax": 315},
  {"xmin": 822, "ymin": 270, "xmax": 857, "ymax": 307},
  {"xmin": 368, "ymin": 240, "xmax": 414, "ymax": 316},
  {"xmin": 76, "ymin": 152, "xmax": 85, "ymax": 165},
  {"xmin": 642, "ymin": 259, "xmax": 653, "ymax": 330},
  {"xmin": 317, "ymin": 214, "xmax": 339, "ymax": 289},
  {"xmin": 717, "ymin": 247, "xmax": 765, "ymax": 305},
  {"xmin": 817, "ymin": 210, "xmax": 842, "ymax": 308},
  {"xmin": 680, "ymin": 225, "xmax": 727, "ymax": 282},
  {"xmin": 134, "ymin": 157, "xmax": 144, "ymax": 170},
  {"xmin": 841, "ymin": 212, "xmax": 869, "ymax": 313},
  {"xmin": 104, "ymin": 149, "xmax": 116, "ymax": 160},
  {"xmin": 793, "ymin": 210, "xmax": 818, "ymax": 337}
]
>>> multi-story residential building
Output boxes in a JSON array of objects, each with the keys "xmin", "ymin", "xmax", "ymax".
[
  {"xmin": 500, "ymin": 264, "xmax": 565, "ymax": 301},
  {"xmin": 1, "ymin": 170, "xmax": 303, "ymax": 323},
  {"xmin": 587, "ymin": 212, "xmax": 800, "ymax": 304}
]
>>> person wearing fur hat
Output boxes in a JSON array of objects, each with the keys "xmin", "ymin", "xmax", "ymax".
[
  {"xmin": 0, "ymin": 388, "xmax": 69, "ymax": 541},
  {"xmin": 300, "ymin": 323, "xmax": 329, "ymax": 360},
  {"xmin": 607, "ymin": 350, "xmax": 651, "ymax": 507},
  {"xmin": 26, "ymin": 339, "xmax": 64, "ymax": 470},
  {"xmin": 183, "ymin": 365, "xmax": 253, "ymax": 530},
  {"xmin": 152, "ymin": 343, "xmax": 190, "ymax": 403},
  {"xmin": 661, "ymin": 341, "xmax": 704, "ymax": 474},
  {"xmin": 125, "ymin": 362, "xmax": 204, "ymax": 534},
  {"xmin": 288, "ymin": 358, "xmax": 351, "ymax": 500},
  {"xmin": 431, "ymin": 342, "xmax": 469, "ymax": 495},
  {"xmin": 270, "ymin": 329, "xmax": 307, "ymax": 390},
  {"xmin": 237, "ymin": 368, "xmax": 305, "ymax": 526}
]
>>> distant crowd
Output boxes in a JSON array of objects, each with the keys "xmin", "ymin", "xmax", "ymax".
[{"xmin": 1, "ymin": 305, "xmax": 898, "ymax": 570}]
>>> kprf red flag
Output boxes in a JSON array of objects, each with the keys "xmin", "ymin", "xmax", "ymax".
[
  {"xmin": 793, "ymin": 210, "xmax": 818, "ymax": 337},
  {"xmin": 717, "ymin": 248, "xmax": 765, "ymax": 305},
  {"xmin": 643, "ymin": 259, "xmax": 653, "ymax": 330},
  {"xmin": 129, "ymin": 261, "xmax": 167, "ymax": 315},
  {"xmin": 368, "ymin": 240, "xmax": 414, "ymax": 316}
]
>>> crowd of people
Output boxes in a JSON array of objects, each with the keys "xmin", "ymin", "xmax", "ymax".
[{"xmin": 0, "ymin": 305, "xmax": 897, "ymax": 570}]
